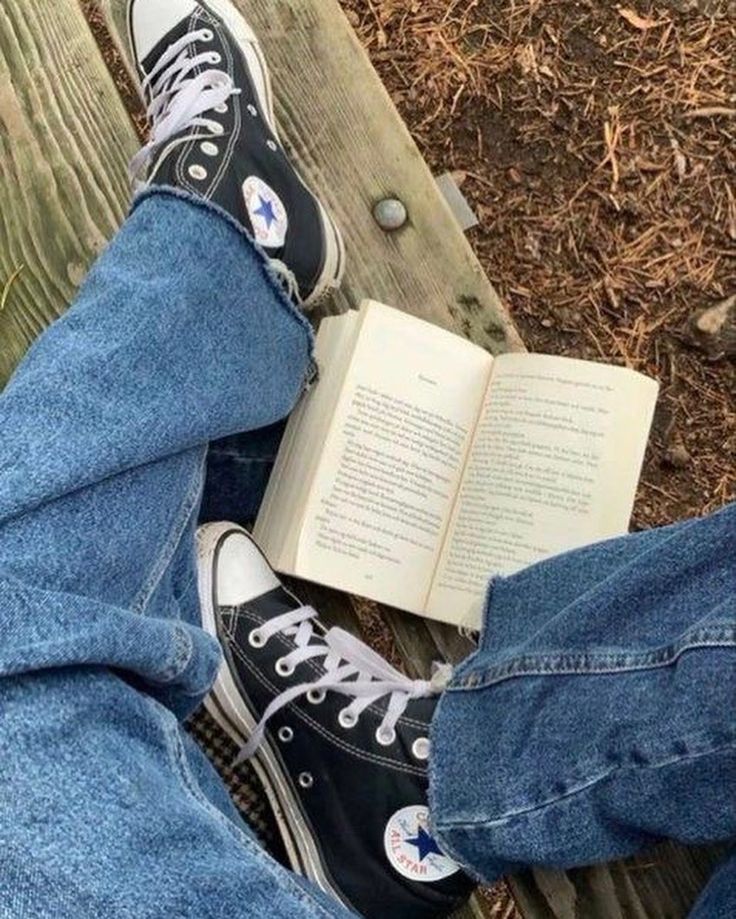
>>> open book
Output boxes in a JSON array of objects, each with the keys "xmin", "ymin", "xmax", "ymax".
[{"xmin": 254, "ymin": 301, "xmax": 659, "ymax": 628}]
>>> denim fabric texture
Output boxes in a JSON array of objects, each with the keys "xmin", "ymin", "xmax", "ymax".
[
  {"xmin": 685, "ymin": 847, "xmax": 736, "ymax": 917},
  {"xmin": 0, "ymin": 190, "xmax": 351, "ymax": 918},
  {"xmin": 0, "ymin": 187, "xmax": 732, "ymax": 917},
  {"xmin": 430, "ymin": 505, "xmax": 736, "ymax": 917}
]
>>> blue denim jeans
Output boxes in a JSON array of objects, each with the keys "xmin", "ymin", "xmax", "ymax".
[
  {"xmin": 430, "ymin": 507, "xmax": 736, "ymax": 916},
  {"xmin": 0, "ymin": 190, "xmax": 733, "ymax": 917}
]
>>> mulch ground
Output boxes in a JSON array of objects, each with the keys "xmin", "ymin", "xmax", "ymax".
[{"xmin": 340, "ymin": 0, "xmax": 735, "ymax": 530}]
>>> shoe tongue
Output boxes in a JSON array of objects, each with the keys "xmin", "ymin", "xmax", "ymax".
[{"xmin": 249, "ymin": 585, "xmax": 302, "ymax": 621}]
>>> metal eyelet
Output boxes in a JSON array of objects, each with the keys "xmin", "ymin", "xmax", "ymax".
[
  {"xmin": 214, "ymin": 102, "xmax": 228, "ymax": 114},
  {"xmin": 248, "ymin": 629, "xmax": 266, "ymax": 649},
  {"xmin": 266, "ymin": 139, "xmax": 278, "ymax": 151},
  {"xmin": 208, "ymin": 52, "xmax": 222, "ymax": 65},
  {"xmin": 298, "ymin": 772, "xmax": 314, "ymax": 789},
  {"xmin": 200, "ymin": 141, "xmax": 219, "ymax": 157},
  {"xmin": 307, "ymin": 689, "xmax": 326, "ymax": 705},
  {"xmin": 188, "ymin": 164, "xmax": 208, "ymax": 181},
  {"xmin": 277, "ymin": 726, "xmax": 294, "ymax": 744},
  {"xmin": 412, "ymin": 737, "xmax": 430, "ymax": 761},
  {"xmin": 247, "ymin": 103, "xmax": 258, "ymax": 117},
  {"xmin": 338, "ymin": 710, "xmax": 358, "ymax": 730},
  {"xmin": 376, "ymin": 726, "xmax": 396, "ymax": 747},
  {"xmin": 200, "ymin": 29, "xmax": 214, "ymax": 42},
  {"xmin": 211, "ymin": 123, "xmax": 225, "ymax": 136},
  {"xmin": 275, "ymin": 658, "xmax": 295, "ymax": 678}
]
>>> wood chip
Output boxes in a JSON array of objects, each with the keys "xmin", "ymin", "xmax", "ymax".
[
  {"xmin": 687, "ymin": 294, "xmax": 736, "ymax": 360},
  {"xmin": 617, "ymin": 7, "xmax": 665, "ymax": 29},
  {"xmin": 683, "ymin": 106, "xmax": 736, "ymax": 119},
  {"xmin": 670, "ymin": 138, "xmax": 687, "ymax": 181}
]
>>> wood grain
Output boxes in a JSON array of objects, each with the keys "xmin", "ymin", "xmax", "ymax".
[
  {"xmin": 510, "ymin": 843, "xmax": 729, "ymax": 918},
  {"xmin": 0, "ymin": 0, "xmax": 138, "ymax": 385}
]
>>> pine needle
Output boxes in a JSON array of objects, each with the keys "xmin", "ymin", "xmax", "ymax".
[{"xmin": 0, "ymin": 265, "xmax": 24, "ymax": 314}]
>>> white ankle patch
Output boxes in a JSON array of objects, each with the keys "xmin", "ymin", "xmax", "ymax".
[
  {"xmin": 243, "ymin": 176, "xmax": 288, "ymax": 249},
  {"xmin": 383, "ymin": 806, "xmax": 460, "ymax": 883}
]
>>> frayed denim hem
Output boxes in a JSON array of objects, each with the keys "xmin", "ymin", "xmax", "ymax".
[{"xmin": 131, "ymin": 185, "xmax": 318, "ymax": 383}]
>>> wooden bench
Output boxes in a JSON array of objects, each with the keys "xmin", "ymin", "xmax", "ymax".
[{"xmin": 0, "ymin": 0, "xmax": 725, "ymax": 915}]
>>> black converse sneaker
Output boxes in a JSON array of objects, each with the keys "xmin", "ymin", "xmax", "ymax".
[
  {"xmin": 197, "ymin": 522, "xmax": 476, "ymax": 919},
  {"xmin": 127, "ymin": 0, "xmax": 345, "ymax": 307}
]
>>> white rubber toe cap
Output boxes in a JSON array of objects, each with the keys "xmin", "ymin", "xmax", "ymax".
[
  {"xmin": 201, "ymin": 524, "xmax": 281, "ymax": 607},
  {"xmin": 129, "ymin": 0, "xmax": 198, "ymax": 62}
]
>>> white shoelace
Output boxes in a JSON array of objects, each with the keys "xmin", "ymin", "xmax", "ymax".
[
  {"xmin": 129, "ymin": 28, "xmax": 240, "ymax": 184},
  {"xmin": 234, "ymin": 605, "xmax": 453, "ymax": 765},
  {"xmin": 129, "ymin": 29, "xmax": 305, "ymax": 303}
]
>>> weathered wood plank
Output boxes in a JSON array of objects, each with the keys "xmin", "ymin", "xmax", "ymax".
[
  {"xmin": 509, "ymin": 843, "xmax": 729, "ymax": 919},
  {"xmin": 0, "ymin": 0, "xmax": 138, "ymax": 385},
  {"xmin": 101, "ymin": 4, "xmax": 511, "ymax": 913}
]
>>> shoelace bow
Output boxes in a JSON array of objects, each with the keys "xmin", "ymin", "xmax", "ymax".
[
  {"xmin": 234, "ymin": 605, "xmax": 453, "ymax": 766},
  {"xmin": 129, "ymin": 28, "xmax": 240, "ymax": 185}
]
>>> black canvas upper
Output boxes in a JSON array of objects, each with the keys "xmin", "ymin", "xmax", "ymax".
[
  {"xmin": 213, "ymin": 582, "xmax": 475, "ymax": 919},
  {"xmin": 131, "ymin": 1, "xmax": 341, "ymax": 304}
]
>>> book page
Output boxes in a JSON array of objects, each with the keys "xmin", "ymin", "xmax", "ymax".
[
  {"xmin": 254, "ymin": 312, "xmax": 362, "ymax": 566},
  {"xmin": 294, "ymin": 302, "xmax": 493, "ymax": 613},
  {"xmin": 427, "ymin": 353, "xmax": 659, "ymax": 627}
]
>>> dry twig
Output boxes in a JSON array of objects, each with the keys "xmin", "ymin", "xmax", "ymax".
[{"xmin": 0, "ymin": 265, "xmax": 24, "ymax": 315}]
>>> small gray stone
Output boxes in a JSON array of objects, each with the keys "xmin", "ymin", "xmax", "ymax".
[
  {"xmin": 687, "ymin": 293, "xmax": 736, "ymax": 360},
  {"xmin": 663, "ymin": 441, "xmax": 692, "ymax": 469},
  {"xmin": 373, "ymin": 198, "xmax": 408, "ymax": 231}
]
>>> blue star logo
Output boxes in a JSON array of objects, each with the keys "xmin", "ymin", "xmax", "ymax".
[
  {"xmin": 405, "ymin": 826, "xmax": 443, "ymax": 862},
  {"xmin": 253, "ymin": 195, "xmax": 277, "ymax": 229}
]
